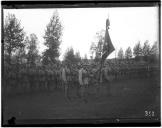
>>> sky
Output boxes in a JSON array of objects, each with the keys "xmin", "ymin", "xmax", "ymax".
[{"xmin": 4, "ymin": 7, "xmax": 159, "ymax": 60}]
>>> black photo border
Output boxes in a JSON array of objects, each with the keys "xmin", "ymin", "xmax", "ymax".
[{"xmin": 1, "ymin": 0, "xmax": 161, "ymax": 127}]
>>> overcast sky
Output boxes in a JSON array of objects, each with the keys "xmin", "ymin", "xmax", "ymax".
[{"xmin": 4, "ymin": 7, "xmax": 159, "ymax": 60}]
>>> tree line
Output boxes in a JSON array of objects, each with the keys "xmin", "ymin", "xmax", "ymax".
[
  {"xmin": 4, "ymin": 11, "xmax": 63, "ymax": 67},
  {"xmin": 117, "ymin": 41, "xmax": 159, "ymax": 60},
  {"xmin": 3, "ymin": 11, "xmax": 159, "ymax": 69},
  {"xmin": 89, "ymin": 30, "xmax": 159, "ymax": 62},
  {"xmin": 4, "ymin": 11, "xmax": 90, "ymax": 67}
]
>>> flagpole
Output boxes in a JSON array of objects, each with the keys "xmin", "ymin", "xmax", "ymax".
[
  {"xmin": 98, "ymin": 18, "xmax": 109, "ymax": 85},
  {"xmin": 98, "ymin": 15, "xmax": 115, "ymax": 85}
]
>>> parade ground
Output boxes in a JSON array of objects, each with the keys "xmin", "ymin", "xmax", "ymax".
[{"xmin": 2, "ymin": 77, "xmax": 160, "ymax": 125}]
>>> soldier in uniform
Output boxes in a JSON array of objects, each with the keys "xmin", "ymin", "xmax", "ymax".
[
  {"xmin": 58, "ymin": 64, "xmax": 63, "ymax": 90},
  {"xmin": 83, "ymin": 65, "xmax": 90, "ymax": 99},
  {"xmin": 90, "ymin": 64, "xmax": 98, "ymax": 86},
  {"xmin": 93, "ymin": 64, "xmax": 102, "ymax": 97},
  {"xmin": 34, "ymin": 67, "xmax": 39, "ymax": 91},
  {"xmin": 102, "ymin": 63, "xmax": 113, "ymax": 96},
  {"xmin": 46, "ymin": 68, "xmax": 51, "ymax": 91},
  {"xmin": 78, "ymin": 64, "xmax": 87, "ymax": 103},
  {"xmin": 78, "ymin": 64, "xmax": 87, "ymax": 102},
  {"xmin": 40, "ymin": 66, "xmax": 45, "ymax": 91},
  {"xmin": 53, "ymin": 66, "xmax": 58, "ymax": 90},
  {"xmin": 61, "ymin": 64, "xmax": 70, "ymax": 100}
]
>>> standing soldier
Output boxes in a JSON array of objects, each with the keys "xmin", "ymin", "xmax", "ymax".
[
  {"xmin": 66, "ymin": 64, "xmax": 72, "ymax": 98},
  {"xmin": 94, "ymin": 64, "xmax": 103, "ymax": 97},
  {"xmin": 146, "ymin": 64, "xmax": 150, "ymax": 78},
  {"xmin": 28, "ymin": 67, "xmax": 34, "ymax": 91},
  {"xmin": 103, "ymin": 64, "xmax": 113, "ymax": 96},
  {"xmin": 61, "ymin": 64, "xmax": 70, "ymax": 100},
  {"xmin": 40, "ymin": 66, "xmax": 45, "ymax": 91},
  {"xmin": 35, "ymin": 67, "xmax": 39, "ymax": 91},
  {"xmin": 67, "ymin": 64, "xmax": 72, "ymax": 88},
  {"xmin": 83, "ymin": 65, "xmax": 89, "ymax": 98},
  {"xmin": 58, "ymin": 64, "xmax": 63, "ymax": 90},
  {"xmin": 71, "ymin": 64, "xmax": 77, "ymax": 88},
  {"xmin": 78, "ymin": 64, "xmax": 87, "ymax": 103},
  {"xmin": 73, "ymin": 64, "xmax": 80, "ymax": 98},
  {"xmin": 53, "ymin": 65, "xmax": 58, "ymax": 90},
  {"xmin": 83, "ymin": 65, "xmax": 89, "ymax": 87}
]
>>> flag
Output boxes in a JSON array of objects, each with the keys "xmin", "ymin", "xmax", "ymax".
[
  {"xmin": 98, "ymin": 18, "xmax": 115, "ymax": 83},
  {"xmin": 101, "ymin": 18, "xmax": 115, "ymax": 62}
]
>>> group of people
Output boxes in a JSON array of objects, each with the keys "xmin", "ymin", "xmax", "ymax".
[
  {"xmin": 4, "ymin": 60, "xmax": 158, "ymax": 101},
  {"xmin": 61, "ymin": 64, "xmax": 90, "ymax": 101}
]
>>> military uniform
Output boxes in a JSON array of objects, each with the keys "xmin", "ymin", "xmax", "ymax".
[
  {"xmin": 78, "ymin": 67, "xmax": 88, "ymax": 102},
  {"xmin": 61, "ymin": 66, "xmax": 70, "ymax": 99}
]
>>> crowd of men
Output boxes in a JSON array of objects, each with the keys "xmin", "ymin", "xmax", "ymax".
[{"xmin": 3, "ymin": 60, "xmax": 159, "ymax": 101}]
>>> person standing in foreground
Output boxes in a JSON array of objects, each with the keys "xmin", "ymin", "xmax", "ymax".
[
  {"xmin": 78, "ymin": 64, "xmax": 88, "ymax": 103},
  {"xmin": 61, "ymin": 64, "xmax": 70, "ymax": 100},
  {"xmin": 95, "ymin": 64, "xmax": 103, "ymax": 97},
  {"xmin": 103, "ymin": 63, "xmax": 113, "ymax": 96},
  {"xmin": 83, "ymin": 65, "xmax": 89, "ymax": 98}
]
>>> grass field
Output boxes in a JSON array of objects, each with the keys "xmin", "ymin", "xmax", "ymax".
[{"xmin": 2, "ymin": 78, "xmax": 160, "ymax": 125}]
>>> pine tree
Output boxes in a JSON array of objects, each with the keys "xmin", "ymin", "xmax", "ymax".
[
  {"xmin": 83, "ymin": 54, "xmax": 88, "ymax": 63},
  {"xmin": 150, "ymin": 41, "xmax": 159, "ymax": 55},
  {"xmin": 125, "ymin": 47, "xmax": 132, "ymax": 59},
  {"xmin": 26, "ymin": 34, "xmax": 39, "ymax": 66},
  {"xmin": 118, "ymin": 48, "xmax": 124, "ymax": 59},
  {"xmin": 64, "ymin": 47, "xmax": 75, "ymax": 64},
  {"xmin": 142, "ymin": 40, "xmax": 151, "ymax": 56},
  {"xmin": 74, "ymin": 51, "xmax": 81, "ymax": 63},
  {"xmin": 42, "ymin": 11, "xmax": 63, "ymax": 65},
  {"xmin": 133, "ymin": 41, "xmax": 142, "ymax": 57},
  {"xmin": 15, "ymin": 44, "xmax": 26, "ymax": 64},
  {"xmin": 90, "ymin": 42, "xmax": 97, "ymax": 59},
  {"xmin": 4, "ymin": 13, "xmax": 25, "ymax": 64}
]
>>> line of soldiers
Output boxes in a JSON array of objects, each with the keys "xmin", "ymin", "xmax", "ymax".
[{"xmin": 3, "ymin": 62, "xmax": 160, "ymax": 98}]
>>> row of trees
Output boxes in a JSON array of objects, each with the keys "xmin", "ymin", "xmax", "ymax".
[
  {"xmin": 117, "ymin": 41, "xmax": 159, "ymax": 60},
  {"xmin": 89, "ymin": 30, "xmax": 159, "ymax": 61},
  {"xmin": 63, "ymin": 47, "xmax": 89, "ymax": 65},
  {"xmin": 4, "ymin": 11, "xmax": 62, "ymax": 67},
  {"xmin": 4, "ymin": 11, "xmax": 89, "ymax": 67},
  {"xmin": 4, "ymin": 12, "xmax": 159, "ymax": 67}
]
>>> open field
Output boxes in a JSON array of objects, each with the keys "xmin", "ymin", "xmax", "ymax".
[{"xmin": 2, "ymin": 77, "xmax": 160, "ymax": 125}]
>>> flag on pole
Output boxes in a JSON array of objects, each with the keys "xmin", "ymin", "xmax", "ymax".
[
  {"xmin": 98, "ymin": 18, "xmax": 115, "ymax": 84},
  {"xmin": 101, "ymin": 18, "xmax": 115, "ymax": 62}
]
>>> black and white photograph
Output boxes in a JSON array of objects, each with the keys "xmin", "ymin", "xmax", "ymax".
[{"xmin": 1, "ymin": 1, "xmax": 160, "ymax": 126}]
